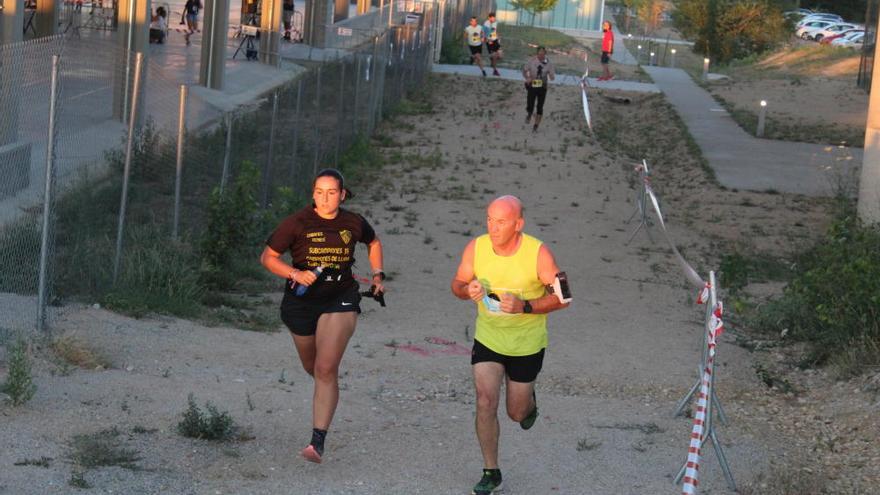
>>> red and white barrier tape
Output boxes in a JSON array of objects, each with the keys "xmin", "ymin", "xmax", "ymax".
[{"xmin": 682, "ymin": 299, "xmax": 724, "ymax": 494}]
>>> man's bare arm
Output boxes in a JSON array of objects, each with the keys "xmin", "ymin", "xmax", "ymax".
[{"xmin": 451, "ymin": 240, "xmax": 483, "ymax": 301}]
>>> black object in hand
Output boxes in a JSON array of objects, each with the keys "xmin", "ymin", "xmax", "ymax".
[{"xmin": 360, "ymin": 286, "xmax": 386, "ymax": 307}]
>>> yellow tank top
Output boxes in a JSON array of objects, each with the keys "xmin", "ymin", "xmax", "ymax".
[{"xmin": 474, "ymin": 233, "xmax": 547, "ymax": 356}]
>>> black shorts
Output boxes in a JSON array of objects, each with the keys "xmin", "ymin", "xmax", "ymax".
[
  {"xmin": 471, "ymin": 339, "xmax": 545, "ymax": 383},
  {"xmin": 487, "ymin": 40, "xmax": 501, "ymax": 53},
  {"xmin": 601, "ymin": 51, "xmax": 610, "ymax": 64},
  {"xmin": 280, "ymin": 285, "xmax": 361, "ymax": 336},
  {"xmin": 469, "ymin": 44, "xmax": 483, "ymax": 55}
]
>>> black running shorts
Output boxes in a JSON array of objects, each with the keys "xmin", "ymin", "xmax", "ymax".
[
  {"xmin": 280, "ymin": 285, "xmax": 361, "ymax": 336},
  {"xmin": 471, "ymin": 339, "xmax": 545, "ymax": 383},
  {"xmin": 601, "ymin": 51, "xmax": 610, "ymax": 64},
  {"xmin": 487, "ymin": 40, "xmax": 501, "ymax": 53},
  {"xmin": 469, "ymin": 44, "xmax": 483, "ymax": 55}
]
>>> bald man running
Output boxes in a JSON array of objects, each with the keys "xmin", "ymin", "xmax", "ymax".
[{"xmin": 452, "ymin": 196, "xmax": 570, "ymax": 495}]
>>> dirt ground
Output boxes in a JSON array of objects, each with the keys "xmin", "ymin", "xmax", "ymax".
[
  {"xmin": 707, "ymin": 45, "xmax": 868, "ymax": 146},
  {"xmin": 1, "ymin": 74, "xmax": 878, "ymax": 494}
]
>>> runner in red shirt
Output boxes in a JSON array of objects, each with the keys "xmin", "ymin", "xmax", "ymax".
[{"xmin": 599, "ymin": 20, "xmax": 614, "ymax": 81}]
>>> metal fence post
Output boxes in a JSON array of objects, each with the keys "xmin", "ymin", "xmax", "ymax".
[
  {"xmin": 262, "ymin": 90, "xmax": 279, "ymax": 208},
  {"xmin": 113, "ymin": 51, "xmax": 144, "ymax": 284},
  {"xmin": 335, "ymin": 61, "xmax": 345, "ymax": 168},
  {"xmin": 313, "ymin": 67, "xmax": 322, "ymax": 175},
  {"xmin": 37, "ymin": 54, "xmax": 61, "ymax": 332},
  {"xmin": 172, "ymin": 84, "xmax": 187, "ymax": 240},
  {"xmin": 289, "ymin": 79, "xmax": 303, "ymax": 185},
  {"xmin": 220, "ymin": 112, "xmax": 233, "ymax": 194},
  {"xmin": 353, "ymin": 54, "xmax": 362, "ymax": 138}
]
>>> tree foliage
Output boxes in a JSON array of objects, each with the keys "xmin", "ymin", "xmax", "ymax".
[
  {"xmin": 801, "ymin": 0, "xmax": 866, "ymax": 23},
  {"xmin": 672, "ymin": 0, "xmax": 789, "ymax": 63},
  {"xmin": 512, "ymin": 0, "xmax": 559, "ymax": 25},
  {"xmin": 637, "ymin": 0, "xmax": 667, "ymax": 34}
]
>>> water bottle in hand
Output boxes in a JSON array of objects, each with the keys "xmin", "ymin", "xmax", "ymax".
[{"xmin": 294, "ymin": 266, "xmax": 323, "ymax": 296}]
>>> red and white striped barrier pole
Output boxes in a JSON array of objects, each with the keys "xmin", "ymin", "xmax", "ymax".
[{"xmin": 675, "ymin": 271, "xmax": 736, "ymax": 493}]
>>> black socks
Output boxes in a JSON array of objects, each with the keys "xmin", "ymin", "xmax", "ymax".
[{"xmin": 310, "ymin": 428, "xmax": 327, "ymax": 456}]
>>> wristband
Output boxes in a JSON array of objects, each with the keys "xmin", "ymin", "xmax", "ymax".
[{"xmin": 372, "ymin": 271, "xmax": 386, "ymax": 281}]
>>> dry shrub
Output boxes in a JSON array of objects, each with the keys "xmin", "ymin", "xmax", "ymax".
[{"xmin": 51, "ymin": 333, "xmax": 111, "ymax": 370}]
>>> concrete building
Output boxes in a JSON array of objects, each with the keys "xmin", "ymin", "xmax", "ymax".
[{"xmin": 494, "ymin": 0, "xmax": 605, "ymax": 35}]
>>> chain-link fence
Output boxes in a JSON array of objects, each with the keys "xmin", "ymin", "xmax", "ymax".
[{"xmin": 0, "ymin": 2, "xmax": 437, "ymax": 334}]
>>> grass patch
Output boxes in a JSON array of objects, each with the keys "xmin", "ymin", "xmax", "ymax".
[
  {"xmin": 14, "ymin": 456, "xmax": 52, "ymax": 467},
  {"xmin": 747, "ymin": 206, "xmax": 880, "ymax": 376},
  {"xmin": 68, "ymin": 428, "xmax": 140, "ymax": 470},
  {"xmin": 177, "ymin": 393, "xmax": 238, "ymax": 441},
  {"xmin": 710, "ymin": 94, "xmax": 863, "ymax": 147},
  {"xmin": 496, "ymin": 23, "xmax": 588, "ymax": 75},
  {"xmin": 719, "ymin": 251, "xmax": 793, "ymax": 292}
]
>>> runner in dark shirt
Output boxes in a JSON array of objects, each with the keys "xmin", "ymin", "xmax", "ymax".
[{"xmin": 261, "ymin": 168, "xmax": 385, "ymax": 464}]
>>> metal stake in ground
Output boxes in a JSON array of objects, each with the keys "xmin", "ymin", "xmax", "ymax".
[
  {"xmin": 219, "ymin": 112, "xmax": 233, "ymax": 194},
  {"xmin": 113, "ymin": 51, "xmax": 144, "ymax": 284},
  {"xmin": 172, "ymin": 84, "xmax": 187, "ymax": 240},
  {"xmin": 37, "ymin": 54, "xmax": 61, "ymax": 332}
]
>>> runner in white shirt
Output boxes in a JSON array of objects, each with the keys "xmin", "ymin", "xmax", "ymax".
[
  {"xmin": 464, "ymin": 16, "xmax": 487, "ymax": 77},
  {"xmin": 483, "ymin": 13, "xmax": 502, "ymax": 77}
]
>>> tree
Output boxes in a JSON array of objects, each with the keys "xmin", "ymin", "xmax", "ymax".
[
  {"xmin": 672, "ymin": 0, "xmax": 788, "ymax": 63},
  {"xmin": 638, "ymin": 0, "xmax": 667, "ymax": 35},
  {"xmin": 511, "ymin": 0, "xmax": 559, "ymax": 26},
  {"xmin": 621, "ymin": 0, "xmax": 646, "ymax": 33}
]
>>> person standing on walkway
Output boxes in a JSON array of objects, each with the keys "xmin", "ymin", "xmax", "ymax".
[
  {"xmin": 522, "ymin": 46, "xmax": 555, "ymax": 132},
  {"xmin": 182, "ymin": 0, "xmax": 202, "ymax": 45},
  {"xmin": 483, "ymin": 12, "xmax": 502, "ymax": 76},
  {"xmin": 599, "ymin": 20, "xmax": 614, "ymax": 81},
  {"xmin": 261, "ymin": 168, "xmax": 386, "ymax": 464},
  {"xmin": 465, "ymin": 16, "xmax": 487, "ymax": 77},
  {"xmin": 451, "ymin": 195, "xmax": 570, "ymax": 495}
]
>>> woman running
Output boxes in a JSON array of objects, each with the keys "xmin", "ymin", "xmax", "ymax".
[{"xmin": 261, "ymin": 168, "xmax": 385, "ymax": 463}]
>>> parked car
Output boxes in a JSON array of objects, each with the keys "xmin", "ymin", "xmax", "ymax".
[
  {"xmin": 833, "ymin": 31, "xmax": 865, "ymax": 48},
  {"xmin": 821, "ymin": 29, "xmax": 863, "ymax": 45},
  {"xmin": 796, "ymin": 14, "xmax": 844, "ymax": 28},
  {"xmin": 813, "ymin": 23, "xmax": 859, "ymax": 42},
  {"xmin": 796, "ymin": 20, "xmax": 835, "ymax": 39}
]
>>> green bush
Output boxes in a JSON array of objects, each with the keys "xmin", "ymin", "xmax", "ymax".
[
  {"xmin": 103, "ymin": 225, "xmax": 204, "ymax": 318},
  {"xmin": 177, "ymin": 394, "xmax": 236, "ymax": 440},
  {"xmin": 673, "ymin": 0, "xmax": 789, "ymax": 63},
  {"xmin": 0, "ymin": 219, "xmax": 41, "ymax": 294},
  {"xmin": 200, "ymin": 161, "xmax": 263, "ymax": 286},
  {"xmin": 2, "ymin": 338, "xmax": 37, "ymax": 406},
  {"xmin": 750, "ymin": 210, "xmax": 880, "ymax": 374},
  {"xmin": 440, "ymin": 34, "xmax": 468, "ymax": 65}
]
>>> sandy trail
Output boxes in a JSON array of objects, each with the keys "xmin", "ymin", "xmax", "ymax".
[{"xmin": 1, "ymin": 74, "xmax": 792, "ymax": 494}]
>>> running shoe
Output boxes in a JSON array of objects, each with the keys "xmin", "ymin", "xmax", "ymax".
[
  {"xmin": 301, "ymin": 444, "xmax": 322, "ymax": 463},
  {"xmin": 606, "ymin": 75, "xmax": 615, "ymax": 81},
  {"xmin": 482, "ymin": 69, "xmax": 487, "ymax": 77},
  {"xmin": 471, "ymin": 470, "xmax": 503, "ymax": 495},
  {"xmin": 493, "ymin": 69, "xmax": 500, "ymax": 76},
  {"xmin": 524, "ymin": 113, "xmax": 532, "ymax": 124},
  {"xmin": 597, "ymin": 76, "xmax": 607, "ymax": 81},
  {"xmin": 532, "ymin": 124, "xmax": 538, "ymax": 133},
  {"xmin": 520, "ymin": 391, "xmax": 539, "ymax": 430}
]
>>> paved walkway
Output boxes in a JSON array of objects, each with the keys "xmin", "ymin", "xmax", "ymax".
[
  {"xmin": 431, "ymin": 64, "xmax": 660, "ymax": 93},
  {"xmin": 642, "ymin": 66, "xmax": 861, "ymax": 196}
]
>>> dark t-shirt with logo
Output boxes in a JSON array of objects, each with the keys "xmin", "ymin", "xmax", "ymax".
[{"xmin": 266, "ymin": 206, "xmax": 376, "ymax": 301}]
